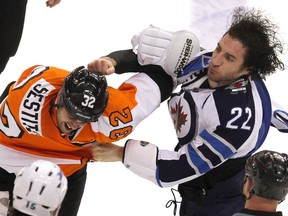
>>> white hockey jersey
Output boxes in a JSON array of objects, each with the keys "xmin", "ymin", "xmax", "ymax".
[{"xmin": 155, "ymin": 52, "xmax": 272, "ymax": 187}]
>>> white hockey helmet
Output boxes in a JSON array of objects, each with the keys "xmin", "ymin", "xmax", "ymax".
[{"xmin": 13, "ymin": 160, "xmax": 68, "ymax": 216}]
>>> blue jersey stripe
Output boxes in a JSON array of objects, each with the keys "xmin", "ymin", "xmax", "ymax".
[
  {"xmin": 187, "ymin": 144, "xmax": 211, "ymax": 174},
  {"xmin": 199, "ymin": 129, "xmax": 235, "ymax": 159}
]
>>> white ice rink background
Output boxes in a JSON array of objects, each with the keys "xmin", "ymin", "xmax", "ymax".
[{"xmin": 1, "ymin": 0, "xmax": 287, "ymax": 215}]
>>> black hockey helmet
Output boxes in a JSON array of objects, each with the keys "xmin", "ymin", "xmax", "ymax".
[
  {"xmin": 245, "ymin": 150, "xmax": 288, "ymax": 201},
  {"xmin": 60, "ymin": 66, "xmax": 108, "ymax": 123}
]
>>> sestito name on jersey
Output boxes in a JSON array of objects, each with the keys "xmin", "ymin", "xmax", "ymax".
[{"xmin": 20, "ymin": 79, "xmax": 55, "ymax": 135}]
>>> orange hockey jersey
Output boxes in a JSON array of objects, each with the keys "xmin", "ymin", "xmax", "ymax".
[{"xmin": 0, "ymin": 65, "xmax": 162, "ymax": 176}]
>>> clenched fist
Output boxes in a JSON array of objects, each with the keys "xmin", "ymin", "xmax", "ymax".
[{"xmin": 87, "ymin": 57, "xmax": 116, "ymax": 75}]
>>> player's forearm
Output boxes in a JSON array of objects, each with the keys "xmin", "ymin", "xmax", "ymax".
[{"xmin": 91, "ymin": 142, "xmax": 123, "ymax": 162}]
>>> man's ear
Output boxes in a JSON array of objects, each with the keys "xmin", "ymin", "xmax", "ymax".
[
  {"xmin": 243, "ymin": 176, "xmax": 253, "ymax": 199},
  {"xmin": 246, "ymin": 177, "xmax": 253, "ymax": 191},
  {"xmin": 242, "ymin": 67, "xmax": 251, "ymax": 76},
  {"xmin": 55, "ymin": 89, "xmax": 62, "ymax": 104}
]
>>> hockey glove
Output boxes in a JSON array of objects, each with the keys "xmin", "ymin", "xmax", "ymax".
[
  {"xmin": 131, "ymin": 25, "xmax": 200, "ymax": 78},
  {"xmin": 123, "ymin": 139, "xmax": 159, "ymax": 185}
]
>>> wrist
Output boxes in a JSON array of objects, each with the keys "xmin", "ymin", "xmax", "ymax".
[{"xmin": 117, "ymin": 145, "xmax": 124, "ymax": 162}]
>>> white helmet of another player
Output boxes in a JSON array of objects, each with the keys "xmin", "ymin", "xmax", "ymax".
[
  {"xmin": 13, "ymin": 160, "xmax": 68, "ymax": 216},
  {"xmin": 131, "ymin": 25, "xmax": 200, "ymax": 77}
]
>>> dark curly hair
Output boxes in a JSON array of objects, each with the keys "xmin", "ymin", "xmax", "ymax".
[{"xmin": 226, "ymin": 7, "xmax": 285, "ymax": 79}]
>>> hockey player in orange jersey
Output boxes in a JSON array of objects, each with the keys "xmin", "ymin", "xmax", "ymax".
[
  {"xmin": 0, "ymin": 61, "xmax": 170, "ymax": 215},
  {"xmin": 0, "ymin": 61, "xmax": 172, "ymax": 215}
]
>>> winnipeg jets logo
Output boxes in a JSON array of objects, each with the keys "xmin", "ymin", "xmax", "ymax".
[
  {"xmin": 227, "ymin": 78, "xmax": 247, "ymax": 93},
  {"xmin": 170, "ymin": 99, "xmax": 187, "ymax": 133}
]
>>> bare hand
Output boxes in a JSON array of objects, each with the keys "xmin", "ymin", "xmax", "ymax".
[
  {"xmin": 87, "ymin": 57, "xmax": 116, "ymax": 75},
  {"xmin": 46, "ymin": 0, "xmax": 61, "ymax": 7},
  {"xmin": 92, "ymin": 142, "xmax": 123, "ymax": 162}
]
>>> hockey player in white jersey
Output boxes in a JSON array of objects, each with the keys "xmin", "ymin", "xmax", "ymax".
[{"xmin": 91, "ymin": 7, "xmax": 285, "ymax": 216}]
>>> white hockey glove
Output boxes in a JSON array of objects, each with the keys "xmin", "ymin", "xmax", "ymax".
[
  {"xmin": 131, "ymin": 25, "xmax": 200, "ymax": 78},
  {"xmin": 123, "ymin": 139, "xmax": 159, "ymax": 185}
]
